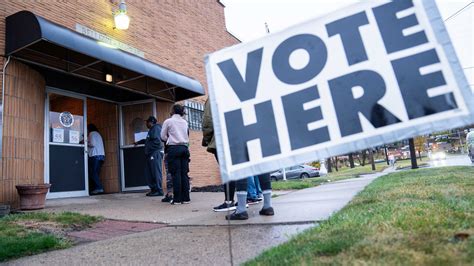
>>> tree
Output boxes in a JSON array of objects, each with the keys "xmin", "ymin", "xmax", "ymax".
[
  {"xmin": 409, "ymin": 138, "xmax": 418, "ymax": 169},
  {"xmin": 348, "ymin": 153, "xmax": 355, "ymax": 168},
  {"xmin": 414, "ymin": 136, "xmax": 427, "ymax": 161},
  {"xmin": 369, "ymin": 148, "xmax": 376, "ymax": 171}
]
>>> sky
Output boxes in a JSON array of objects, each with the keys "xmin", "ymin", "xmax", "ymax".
[{"xmin": 220, "ymin": 0, "xmax": 473, "ymax": 88}]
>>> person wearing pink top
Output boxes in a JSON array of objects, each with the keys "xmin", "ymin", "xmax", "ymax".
[{"xmin": 161, "ymin": 104, "xmax": 190, "ymax": 204}]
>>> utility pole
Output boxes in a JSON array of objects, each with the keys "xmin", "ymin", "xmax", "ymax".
[{"xmin": 384, "ymin": 145, "xmax": 389, "ymax": 165}]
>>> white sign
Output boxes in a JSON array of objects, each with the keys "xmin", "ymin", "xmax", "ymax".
[
  {"xmin": 205, "ymin": 0, "xmax": 474, "ymax": 183},
  {"xmin": 134, "ymin": 132, "xmax": 148, "ymax": 143},
  {"xmin": 75, "ymin": 24, "xmax": 145, "ymax": 58},
  {"xmin": 52, "ymin": 128, "xmax": 64, "ymax": 143},
  {"xmin": 69, "ymin": 130, "xmax": 80, "ymax": 144}
]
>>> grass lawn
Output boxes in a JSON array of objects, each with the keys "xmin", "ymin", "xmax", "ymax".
[
  {"xmin": 248, "ymin": 166, "xmax": 474, "ymax": 265},
  {"xmin": 0, "ymin": 212, "xmax": 101, "ymax": 262},
  {"xmin": 395, "ymin": 158, "xmax": 430, "ymax": 170},
  {"xmin": 272, "ymin": 162, "xmax": 390, "ymax": 191}
]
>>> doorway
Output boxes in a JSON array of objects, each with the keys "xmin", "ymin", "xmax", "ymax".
[
  {"xmin": 45, "ymin": 91, "xmax": 88, "ymax": 198},
  {"xmin": 119, "ymin": 100, "xmax": 156, "ymax": 191}
]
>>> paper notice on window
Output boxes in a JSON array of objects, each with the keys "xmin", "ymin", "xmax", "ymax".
[
  {"xmin": 52, "ymin": 128, "xmax": 64, "ymax": 143},
  {"xmin": 134, "ymin": 132, "xmax": 147, "ymax": 142},
  {"xmin": 69, "ymin": 130, "xmax": 80, "ymax": 144}
]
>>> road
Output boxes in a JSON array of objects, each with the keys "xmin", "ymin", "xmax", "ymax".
[{"xmin": 429, "ymin": 154, "xmax": 473, "ymax": 168}]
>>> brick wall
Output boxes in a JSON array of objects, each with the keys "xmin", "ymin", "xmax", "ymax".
[
  {"xmin": 157, "ymin": 101, "xmax": 221, "ymax": 187},
  {"xmin": 0, "ymin": 61, "xmax": 45, "ymax": 206}
]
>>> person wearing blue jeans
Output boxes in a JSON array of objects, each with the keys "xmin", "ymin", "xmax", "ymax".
[
  {"xmin": 247, "ymin": 176, "xmax": 263, "ymax": 204},
  {"xmin": 87, "ymin": 124, "xmax": 105, "ymax": 195},
  {"xmin": 226, "ymin": 173, "xmax": 274, "ymax": 220}
]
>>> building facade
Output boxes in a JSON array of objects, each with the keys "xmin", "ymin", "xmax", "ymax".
[{"xmin": 0, "ymin": 0, "xmax": 238, "ymax": 206}]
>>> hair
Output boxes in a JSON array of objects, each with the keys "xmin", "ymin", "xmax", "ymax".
[
  {"xmin": 88, "ymin": 123, "xmax": 99, "ymax": 133},
  {"xmin": 171, "ymin": 104, "xmax": 185, "ymax": 116}
]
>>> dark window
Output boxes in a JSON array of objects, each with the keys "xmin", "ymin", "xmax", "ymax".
[{"xmin": 185, "ymin": 101, "xmax": 204, "ymax": 131}]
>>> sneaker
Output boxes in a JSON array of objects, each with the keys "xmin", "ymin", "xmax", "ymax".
[
  {"xmin": 213, "ymin": 202, "xmax": 236, "ymax": 212},
  {"xmin": 226, "ymin": 211, "xmax": 249, "ymax": 220},
  {"xmin": 259, "ymin": 207, "xmax": 275, "ymax": 216},
  {"xmin": 182, "ymin": 201, "xmax": 191, "ymax": 204},
  {"xmin": 170, "ymin": 199, "xmax": 181, "ymax": 205},
  {"xmin": 234, "ymin": 202, "xmax": 249, "ymax": 208},
  {"xmin": 247, "ymin": 198, "xmax": 260, "ymax": 205},
  {"xmin": 146, "ymin": 191, "xmax": 163, "ymax": 197},
  {"xmin": 90, "ymin": 189, "xmax": 104, "ymax": 195},
  {"xmin": 161, "ymin": 194, "xmax": 173, "ymax": 202}
]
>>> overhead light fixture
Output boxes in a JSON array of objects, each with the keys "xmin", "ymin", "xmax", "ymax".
[
  {"xmin": 113, "ymin": 0, "xmax": 130, "ymax": 30},
  {"xmin": 106, "ymin": 74, "xmax": 113, "ymax": 83}
]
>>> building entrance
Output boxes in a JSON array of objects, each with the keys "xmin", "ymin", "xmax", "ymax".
[{"xmin": 46, "ymin": 91, "xmax": 88, "ymax": 198}]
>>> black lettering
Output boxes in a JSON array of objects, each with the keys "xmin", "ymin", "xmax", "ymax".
[
  {"xmin": 272, "ymin": 34, "xmax": 327, "ymax": 84},
  {"xmin": 225, "ymin": 100, "xmax": 281, "ymax": 165},
  {"xmin": 329, "ymin": 70, "xmax": 401, "ymax": 137},
  {"xmin": 391, "ymin": 49, "xmax": 457, "ymax": 119},
  {"xmin": 326, "ymin": 11, "xmax": 370, "ymax": 65},
  {"xmin": 282, "ymin": 86, "xmax": 330, "ymax": 150},
  {"xmin": 373, "ymin": 0, "xmax": 428, "ymax": 54},
  {"xmin": 217, "ymin": 48, "xmax": 264, "ymax": 102}
]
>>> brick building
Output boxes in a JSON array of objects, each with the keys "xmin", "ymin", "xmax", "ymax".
[{"xmin": 0, "ymin": 0, "xmax": 238, "ymax": 206}]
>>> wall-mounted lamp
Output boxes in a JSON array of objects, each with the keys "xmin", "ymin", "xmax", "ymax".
[
  {"xmin": 113, "ymin": 0, "xmax": 130, "ymax": 30},
  {"xmin": 105, "ymin": 74, "xmax": 113, "ymax": 83}
]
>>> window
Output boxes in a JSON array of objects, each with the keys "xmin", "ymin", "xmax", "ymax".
[{"xmin": 184, "ymin": 100, "xmax": 204, "ymax": 131}]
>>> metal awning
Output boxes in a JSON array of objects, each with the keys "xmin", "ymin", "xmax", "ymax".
[{"xmin": 5, "ymin": 11, "xmax": 205, "ymax": 102}]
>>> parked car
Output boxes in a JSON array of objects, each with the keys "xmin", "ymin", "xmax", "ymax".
[{"xmin": 270, "ymin": 165, "xmax": 319, "ymax": 181}]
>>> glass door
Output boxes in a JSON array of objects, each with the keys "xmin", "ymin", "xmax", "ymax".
[
  {"xmin": 46, "ymin": 91, "xmax": 88, "ymax": 198},
  {"xmin": 119, "ymin": 100, "xmax": 156, "ymax": 191}
]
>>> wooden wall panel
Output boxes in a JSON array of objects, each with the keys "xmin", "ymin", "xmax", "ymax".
[
  {"xmin": 87, "ymin": 99, "xmax": 120, "ymax": 193},
  {"xmin": 0, "ymin": 60, "xmax": 45, "ymax": 206}
]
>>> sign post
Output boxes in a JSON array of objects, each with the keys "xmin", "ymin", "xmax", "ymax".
[{"xmin": 205, "ymin": 0, "xmax": 474, "ymax": 183}]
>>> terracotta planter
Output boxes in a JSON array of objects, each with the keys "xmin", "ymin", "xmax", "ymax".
[{"xmin": 16, "ymin": 184, "xmax": 51, "ymax": 210}]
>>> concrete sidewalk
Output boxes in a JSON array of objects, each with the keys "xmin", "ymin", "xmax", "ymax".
[
  {"xmin": 41, "ymin": 168, "xmax": 393, "ymax": 226},
  {"xmin": 6, "ymin": 169, "xmax": 395, "ymax": 265}
]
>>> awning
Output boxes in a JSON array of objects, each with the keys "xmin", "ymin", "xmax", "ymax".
[{"xmin": 5, "ymin": 11, "xmax": 205, "ymax": 102}]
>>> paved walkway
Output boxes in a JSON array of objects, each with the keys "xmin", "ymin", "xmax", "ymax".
[{"xmin": 5, "ymin": 168, "xmax": 395, "ymax": 265}]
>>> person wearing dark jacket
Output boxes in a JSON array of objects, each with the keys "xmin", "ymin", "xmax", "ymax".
[{"xmin": 136, "ymin": 116, "xmax": 164, "ymax": 197}]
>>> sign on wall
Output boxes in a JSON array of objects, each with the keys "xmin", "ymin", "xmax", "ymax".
[{"xmin": 205, "ymin": 0, "xmax": 474, "ymax": 183}]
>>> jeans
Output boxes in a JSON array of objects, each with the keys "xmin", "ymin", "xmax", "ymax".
[
  {"xmin": 88, "ymin": 155, "xmax": 104, "ymax": 191},
  {"xmin": 236, "ymin": 173, "xmax": 272, "ymax": 192},
  {"xmin": 247, "ymin": 176, "xmax": 262, "ymax": 199},
  {"xmin": 167, "ymin": 145, "xmax": 190, "ymax": 202},
  {"xmin": 145, "ymin": 151, "xmax": 163, "ymax": 193}
]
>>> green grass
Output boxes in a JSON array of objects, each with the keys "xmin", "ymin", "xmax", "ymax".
[
  {"xmin": 395, "ymin": 158, "xmax": 429, "ymax": 170},
  {"xmin": 0, "ymin": 212, "xmax": 101, "ymax": 262},
  {"xmin": 272, "ymin": 162, "xmax": 389, "ymax": 191},
  {"xmin": 247, "ymin": 166, "xmax": 474, "ymax": 265}
]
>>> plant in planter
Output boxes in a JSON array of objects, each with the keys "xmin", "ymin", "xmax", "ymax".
[{"xmin": 15, "ymin": 184, "xmax": 51, "ymax": 210}]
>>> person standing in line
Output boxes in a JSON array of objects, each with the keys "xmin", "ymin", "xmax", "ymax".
[
  {"xmin": 227, "ymin": 173, "xmax": 275, "ymax": 220},
  {"xmin": 202, "ymin": 98, "xmax": 237, "ymax": 212},
  {"xmin": 87, "ymin": 124, "xmax": 105, "ymax": 195},
  {"xmin": 135, "ymin": 116, "xmax": 164, "ymax": 197},
  {"xmin": 161, "ymin": 104, "xmax": 190, "ymax": 204}
]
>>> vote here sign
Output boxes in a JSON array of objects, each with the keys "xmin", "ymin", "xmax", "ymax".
[{"xmin": 205, "ymin": 0, "xmax": 474, "ymax": 183}]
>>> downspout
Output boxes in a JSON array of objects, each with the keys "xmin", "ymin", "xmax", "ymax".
[{"xmin": 1, "ymin": 56, "xmax": 11, "ymax": 159}]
